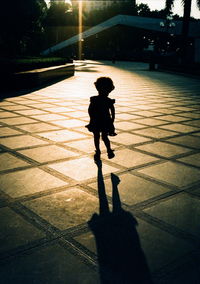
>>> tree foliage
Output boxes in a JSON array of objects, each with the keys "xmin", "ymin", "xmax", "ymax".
[
  {"xmin": 165, "ymin": 0, "xmax": 200, "ymax": 38},
  {"xmin": 0, "ymin": 0, "xmax": 47, "ymax": 56},
  {"xmin": 44, "ymin": 1, "xmax": 71, "ymax": 26}
]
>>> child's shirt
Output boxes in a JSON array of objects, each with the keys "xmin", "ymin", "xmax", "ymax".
[
  {"xmin": 89, "ymin": 96, "xmax": 115, "ymax": 121},
  {"xmin": 87, "ymin": 96, "xmax": 115, "ymax": 132}
]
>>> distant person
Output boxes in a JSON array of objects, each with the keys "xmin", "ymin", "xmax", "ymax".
[{"xmin": 86, "ymin": 77, "xmax": 117, "ymax": 161}]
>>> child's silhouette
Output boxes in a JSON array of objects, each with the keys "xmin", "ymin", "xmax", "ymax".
[{"xmin": 86, "ymin": 77, "xmax": 117, "ymax": 161}]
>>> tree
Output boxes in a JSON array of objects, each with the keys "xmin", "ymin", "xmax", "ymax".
[
  {"xmin": 165, "ymin": 0, "xmax": 200, "ymax": 63},
  {"xmin": 43, "ymin": 1, "xmax": 76, "ymax": 47},
  {"xmin": 0, "ymin": 0, "xmax": 47, "ymax": 56},
  {"xmin": 44, "ymin": 0, "xmax": 71, "ymax": 26},
  {"xmin": 137, "ymin": 3, "xmax": 151, "ymax": 17},
  {"xmin": 165, "ymin": 0, "xmax": 200, "ymax": 39}
]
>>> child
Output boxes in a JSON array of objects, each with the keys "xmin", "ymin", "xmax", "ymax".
[{"xmin": 86, "ymin": 77, "xmax": 117, "ymax": 161}]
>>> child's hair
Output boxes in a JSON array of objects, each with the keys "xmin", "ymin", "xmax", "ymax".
[{"xmin": 94, "ymin": 77, "xmax": 115, "ymax": 93}]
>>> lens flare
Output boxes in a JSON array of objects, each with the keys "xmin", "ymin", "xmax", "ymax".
[{"xmin": 78, "ymin": 0, "xmax": 83, "ymax": 60}]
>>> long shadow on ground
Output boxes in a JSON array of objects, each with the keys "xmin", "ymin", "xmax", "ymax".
[{"xmin": 88, "ymin": 160, "xmax": 153, "ymax": 284}]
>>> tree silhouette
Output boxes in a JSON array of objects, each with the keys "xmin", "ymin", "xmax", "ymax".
[
  {"xmin": 165, "ymin": 0, "xmax": 200, "ymax": 39},
  {"xmin": 0, "ymin": 0, "xmax": 47, "ymax": 55}
]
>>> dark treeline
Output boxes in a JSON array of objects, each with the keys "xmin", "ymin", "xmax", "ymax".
[{"xmin": 0, "ymin": 0, "xmax": 198, "ymax": 57}]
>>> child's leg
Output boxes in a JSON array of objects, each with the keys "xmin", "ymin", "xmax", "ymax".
[
  {"xmin": 102, "ymin": 132, "xmax": 111, "ymax": 151},
  {"xmin": 102, "ymin": 132, "xmax": 115, "ymax": 159},
  {"xmin": 93, "ymin": 131, "xmax": 101, "ymax": 161},
  {"xmin": 93, "ymin": 131, "xmax": 100, "ymax": 152}
]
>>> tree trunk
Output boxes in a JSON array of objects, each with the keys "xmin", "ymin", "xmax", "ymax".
[
  {"xmin": 181, "ymin": 0, "xmax": 192, "ymax": 64},
  {"xmin": 182, "ymin": 0, "xmax": 192, "ymax": 38}
]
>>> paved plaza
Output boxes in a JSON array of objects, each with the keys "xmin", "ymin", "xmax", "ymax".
[{"xmin": 0, "ymin": 61, "xmax": 200, "ymax": 283}]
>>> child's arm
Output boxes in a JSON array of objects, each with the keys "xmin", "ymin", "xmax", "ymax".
[
  {"xmin": 88, "ymin": 103, "xmax": 93, "ymax": 117},
  {"xmin": 88, "ymin": 97, "xmax": 95, "ymax": 118},
  {"xmin": 110, "ymin": 105, "xmax": 115, "ymax": 122}
]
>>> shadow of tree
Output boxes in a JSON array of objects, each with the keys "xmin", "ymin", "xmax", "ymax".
[{"xmin": 88, "ymin": 161, "xmax": 153, "ymax": 284}]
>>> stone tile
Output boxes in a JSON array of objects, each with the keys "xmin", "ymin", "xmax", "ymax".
[
  {"xmin": 45, "ymin": 107, "xmax": 72, "ymax": 113},
  {"xmin": 0, "ymin": 153, "xmax": 29, "ymax": 171},
  {"xmin": 192, "ymin": 187, "xmax": 200, "ymax": 195},
  {"xmin": 160, "ymin": 263, "xmax": 200, "ymax": 284},
  {"xmin": 89, "ymin": 173, "xmax": 170, "ymax": 206},
  {"xmin": 13, "ymin": 99, "xmax": 33, "ymax": 105},
  {"xmin": 183, "ymin": 120, "xmax": 200, "ymax": 127},
  {"xmin": 136, "ymin": 142, "xmax": 190, "ymax": 157},
  {"xmin": 156, "ymin": 115, "xmax": 189, "ymax": 122},
  {"xmin": 38, "ymin": 129, "xmax": 86, "ymax": 142},
  {"xmin": 52, "ymin": 119, "xmax": 86, "ymax": 128},
  {"xmin": 2, "ymin": 105, "xmax": 31, "ymax": 111},
  {"xmin": 133, "ymin": 110, "xmax": 160, "ymax": 117},
  {"xmin": 0, "ymin": 243, "xmax": 100, "ymax": 284},
  {"xmin": 134, "ymin": 127, "xmax": 176, "ymax": 139},
  {"xmin": 138, "ymin": 161, "xmax": 200, "ymax": 188},
  {"xmin": 29, "ymin": 103, "xmax": 55, "ymax": 108},
  {"xmin": 111, "ymin": 133, "xmax": 150, "ymax": 145},
  {"xmin": 0, "ymin": 111, "xmax": 19, "ymax": 118},
  {"xmin": 48, "ymin": 157, "xmax": 119, "ymax": 181},
  {"xmin": 18, "ymin": 145, "xmax": 78, "ymax": 163},
  {"xmin": 115, "ymin": 121, "xmax": 144, "ymax": 130},
  {"xmin": 104, "ymin": 149, "xmax": 158, "ymax": 168},
  {"xmin": 24, "ymin": 188, "xmax": 99, "ymax": 229},
  {"xmin": 150, "ymin": 103, "xmax": 171, "ymax": 109},
  {"xmin": 171, "ymin": 107, "xmax": 195, "ymax": 111},
  {"xmin": 67, "ymin": 111, "xmax": 88, "ymax": 118},
  {"xmin": 39, "ymin": 98, "xmax": 60, "ymax": 102},
  {"xmin": 176, "ymin": 112, "xmax": 200, "ymax": 119},
  {"xmin": 74, "ymin": 126, "xmax": 93, "ymax": 136},
  {"xmin": 8, "ymin": 97, "xmax": 32, "ymax": 102},
  {"xmin": 136, "ymin": 218, "xmax": 193, "ymax": 272},
  {"xmin": 0, "ymin": 102, "xmax": 15, "ymax": 106},
  {"xmin": 116, "ymin": 113, "xmax": 141, "ymax": 120},
  {"xmin": 72, "ymin": 105, "xmax": 88, "ymax": 111},
  {"xmin": 178, "ymin": 153, "xmax": 200, "ymax": 167},
  {"xmin": 31, "ymin": 114, "xmax": 66, "ymax": 121},
  {"xmin": 0, "ymin": 207, "xmax": 45, "ymax": 253},
  {"xmin": 167, "ymin": 135, "xmax": 200, "ymax": 149},
  {"xmin": 54, "ymin": 106, "xmax": 77, "ymax": 112},
  {"xmin": 154, "ymin": 109, "xmax": 181, "ymax": 115},
  {"xmin": 75, "ymin": 231, "xmax": 97, "ymax": 254},
  {"xmin": 160, "ymin": 123, "xmax": 199, "ymax": 133},
  {"xmin": 64, "ymin": 138, "xmax": 107, "ymax": 153},
  {"xmin": 0, "ymin": 168, "xmax": 67, "ymax": 198},
  {"xmin": 133, "ymin": 105, "xmax": 156, "ymax": 110},
  {"xmin": 143, "ymin": 193, "xmax": 200, "ymax": 237},
  {"xmin": 0, "ymin": 127, "xmax": 23, "ymax": 137},
  {"xmin": 135, "ymin": 118, "xmax": 167, "ymax": 126},
  {"xmin": 0, "ymin": 135, "xmax": 47, "ymax": 149},
  {"xmin": 116, "ymin": 106, "xmax": 134, "ymax": 112},
  {"xmin": 15, "ymin": 109, "xmax": 47, "ymax": 116},
  {"xmin": 0, "ymin": 117, "xmax": 37, "ymax": 125},
  {"xmin": 16, "ymin": 123, "xmax": 60, "ymax": 133}
]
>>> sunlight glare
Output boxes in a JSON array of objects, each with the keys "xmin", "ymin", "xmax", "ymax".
[{"xmin": 78, "ymin": 0, "xmax": 83, "ymax": 60}]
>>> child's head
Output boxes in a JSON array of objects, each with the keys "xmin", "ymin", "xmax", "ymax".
[{"xmin": 94, "ymin": 77, "xmax": 115, "ymax": 96}]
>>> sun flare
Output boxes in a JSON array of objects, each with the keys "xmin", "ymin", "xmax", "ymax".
[{"xmin": 78, "ymin": 0, "xmax": 83, "ymax": 60}]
